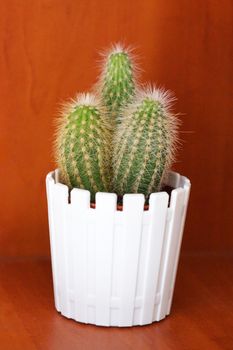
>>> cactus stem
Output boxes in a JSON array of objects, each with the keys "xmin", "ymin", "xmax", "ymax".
[
  {"xmin": 118, "ymin": 125, "xmax": 144, "ymax": 193},
  {"xmin": 95, "ymin": 43, "xmax": 140, "ymax": 121},
  {"xmin": 131, "ymin": 118, "xmax": 154, "ymax": 192},
  {"xmin": 55, "ymin": 93, "xmax": 111, "ymax": 199},
  {"xmin": 112, "ymin": 85, "xmax": 179, "ymax": 196}
]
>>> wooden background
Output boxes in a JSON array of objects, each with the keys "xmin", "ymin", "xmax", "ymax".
[{"xmin": 0, "ymin": 0, "xmax": 232, "ymax": 258}]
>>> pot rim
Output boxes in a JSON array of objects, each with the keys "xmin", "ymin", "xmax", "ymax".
[{"xmin": 90, "ymin": 202, "xmax": 150, "ymax": 211}]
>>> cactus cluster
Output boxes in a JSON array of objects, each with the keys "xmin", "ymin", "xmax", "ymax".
[{"xmin": 55, "ymin": 43, "xmax": 179, "ymax": 201}]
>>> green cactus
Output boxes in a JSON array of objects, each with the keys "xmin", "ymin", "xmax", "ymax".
[
  {"xmin": 54, "ymin": 44, "xmax": 180, "ymax": 201},
  {"xmin": 55, "ymin": 93, "xmax": 111, "ymax": 200},
  {"xmin": 97, "ymin": 44, "xmax": 137, "ymax": 121},
  {"xmin": 112, "ymin": 86, "xmax": 178, "ymax": 197}
]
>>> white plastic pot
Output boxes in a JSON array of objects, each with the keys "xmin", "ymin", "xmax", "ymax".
[{"xmin": 46, "ymin": 169, "xmax": 190, "ymax": 327}]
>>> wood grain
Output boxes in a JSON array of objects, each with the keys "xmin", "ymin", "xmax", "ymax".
[
  {"xmin": 0, "ymin": 0, "xmax": 232, "ymax": 257},
  {"xmin": 0, "ymin": 255, "xmax": 233, "ymax": 350}
]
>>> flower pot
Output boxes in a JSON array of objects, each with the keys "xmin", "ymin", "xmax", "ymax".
[{"xmin": 46, "ymin": 169, "xmax": 190, "ymax": 327}]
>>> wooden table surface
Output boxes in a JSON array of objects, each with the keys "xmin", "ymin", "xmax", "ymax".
[{"xmin": 1, "ymin": 255, "xmax": 232, "ymax": 350}]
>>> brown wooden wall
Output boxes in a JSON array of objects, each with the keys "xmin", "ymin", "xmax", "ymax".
[{"xmin": 0, "ymin": 0, "xmax": 232, "ymax": 257}]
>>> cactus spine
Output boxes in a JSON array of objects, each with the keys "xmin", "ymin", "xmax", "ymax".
[
  {"xmin": 98, "ymin": 44, "xmax": 137, "ymax": 120},
  {"xmin": 112, "ymin": 87, "xmax": 178, "ymax": 197},
  {"xmin": 55, "ymin": 93, "xmax": 111, "ymax": 200}
]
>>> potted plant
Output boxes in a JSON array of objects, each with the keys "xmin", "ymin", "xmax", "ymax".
[{"xmin": 46, "ymin": 44, "xmax": 191, "ymax": 327}]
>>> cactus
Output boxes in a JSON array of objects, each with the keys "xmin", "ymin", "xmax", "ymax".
[
  {"xmin": 97, "ymin": 43, "xmax": 138, "ymax": 121},
  {"xmin": 55, "ymin": 93, "xmax": 111, "ymax": 200},
  {"xmin": 112, "ymin": 86, "xmax": 178, "ymax": 197},
  {"xmin": 54, "ymin": 44, "xmax": 180, "ymax": 201}
]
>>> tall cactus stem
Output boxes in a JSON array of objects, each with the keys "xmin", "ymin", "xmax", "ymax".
[
  {"xmin": 112, "ymin": 85, "xmax": 179, "ymax": 197},
  {"xmin": 95, "ymin": 43, "xmax": 139, "ymax": 121}
]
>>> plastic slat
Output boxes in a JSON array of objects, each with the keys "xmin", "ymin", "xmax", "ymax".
[
  {"xmin": 46, "ymin": 173, "xmax": 60, "ymax": 311},
  {"xmin": 155, "ymin": 188, "xmax": 186, "ymax": 321},
  {"xmin": 166, "ymin": 180, "xmax": 191, "ymax": 314},
  {"xmin": 70, "ymin": 188, "xmax": 90, "ymax": 323},
  {"xmin": 95, "ymin": 192, "xmax": 117, "ymax": 326},
  {"xmin": 118, "ymin": 194, "xmax": 144, "ymax": 326},
  {"xmin": 52, "ymin": 182, "xmax": 70, "ymax": 317},
  {"xmin": 141, "ymin": 192, "xmax": 169, "ymax": 324}
]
